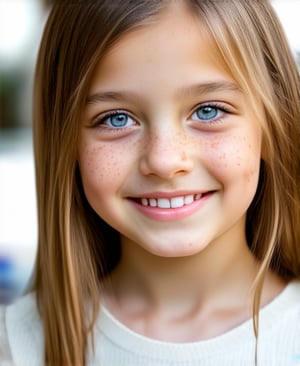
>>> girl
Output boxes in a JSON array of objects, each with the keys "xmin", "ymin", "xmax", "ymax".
[{"xmin": 1, "ymin": 0, "xmax": 300, "ymax": 365}]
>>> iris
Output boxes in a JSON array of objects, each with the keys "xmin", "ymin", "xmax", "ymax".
[{"xmin": 196, "ymin": 106, "xmax": 219, "ymax": 120}]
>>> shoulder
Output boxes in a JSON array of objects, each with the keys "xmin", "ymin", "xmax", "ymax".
[
  {"xmin": 0, "ymin": 304, "xmax": 13, "ymax": 364},
  {"xmin": 4, "ymin": 293, "xmax": 44, "ymax": 366},
  {"xmin": 252, "ymin": 280, "xmax": 300, "ymax": 364},
  {"xmin": 276, "ymin": 280, "xmax": 300, "ymax": 315},
  {"xmin": 6, "ymin": 291, "xmax": 39, "ymax": 326},
  {"xmin": 258, "ymin": 281, "xmax": 300, "ymax": 361},
  {"xmin": 261, "ymin": 280, "xmax": 300, "ymax": 328},
  {"xmin": 278, "ymin": 280, "xmax": 300, "ymax": 328}
]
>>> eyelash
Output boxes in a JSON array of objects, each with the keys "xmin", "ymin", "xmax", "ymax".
[
  {"xmin": 93, "ymin": 110, "xmax": 136, "ymax": 130},
  {"xmin": 190, "ymin": 102, "xmax": 231, "ymax": 125},
  {"xmin": 92, "ymin": 102, "xmax": 232, "ymax": 130}
]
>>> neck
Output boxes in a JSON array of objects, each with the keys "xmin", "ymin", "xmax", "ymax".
[
  {"xmin": 104, "ymin": 226, "xmax": 260, "ymax": 316},
  {"xmin": 101, "ymin": 224, "xmax": 286, "ymax": 342}
]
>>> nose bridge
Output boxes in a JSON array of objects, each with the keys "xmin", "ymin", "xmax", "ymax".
[
  {"xmin": 140, "ymin": 121, "xmax": 193, "ymax": 178},
  {"xmin": 151, "ymin": 122, "xmax": 183, "ymax": 153}
]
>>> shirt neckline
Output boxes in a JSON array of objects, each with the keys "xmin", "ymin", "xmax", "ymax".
[{"xmin": 96, "ymin": 280, "xmax": 300, "ymax": 361}]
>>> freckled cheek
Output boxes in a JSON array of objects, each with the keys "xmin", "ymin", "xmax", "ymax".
[
  {"xmin": 78, "ymin": 143, "xmax": 137, "ymax": 196},
  {"xmin": 202, "ymin": 137, "xmax": 261, "ymax": 185}
]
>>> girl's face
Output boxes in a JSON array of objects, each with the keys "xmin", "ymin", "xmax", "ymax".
[{"xmin": 78, "ymin": 2, "xmax": 262, "ymax": 258}]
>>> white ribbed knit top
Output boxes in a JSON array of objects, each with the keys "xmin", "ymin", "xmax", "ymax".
[{"xmin": 1, "ymin": 281, "xmax": 300, "ymax": 366}]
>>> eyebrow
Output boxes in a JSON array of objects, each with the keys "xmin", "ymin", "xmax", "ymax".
[{"xmin": 85, "ymin": 80, "xmax": 241, "ymax": 105}]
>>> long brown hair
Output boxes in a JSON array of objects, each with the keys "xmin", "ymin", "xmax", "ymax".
[{"xmin": 32, "ymin": 1, "xmax": 300, "ymax": 364}]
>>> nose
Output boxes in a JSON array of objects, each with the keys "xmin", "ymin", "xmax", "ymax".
[{"xmin": 139, "ymin": 126, "xmax": 194, "ymax": 180}]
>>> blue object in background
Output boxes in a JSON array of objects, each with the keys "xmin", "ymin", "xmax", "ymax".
[
  {"xmin": 0, "ymin": 249, "xmax": 35, "ymax": 305},
  {"xmin": 0, "ymin": 255, "xmax": 19, "ymax": 304}
]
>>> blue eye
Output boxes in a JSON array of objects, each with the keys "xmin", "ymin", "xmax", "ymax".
[
  {"xmin": 108, "ymin": 113, "xmax": 130, "ymax": 127},
  {"xmin": 193, "ymin": 105, "xmax": 220, "ymax": 121},
  {"xmin": 97, "ymin": 111, "xmax": 135, "ymax": 128}
]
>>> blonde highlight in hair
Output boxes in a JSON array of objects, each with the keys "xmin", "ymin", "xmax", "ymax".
[
  {"xmin": 189, "ymin": 0, "xmax": 300, "ymax": 350},
  {"xmin": 32, "ymin": 1, "xmax": 300, "ymax": 364}
]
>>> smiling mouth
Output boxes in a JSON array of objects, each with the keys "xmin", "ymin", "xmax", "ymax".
[{"xmin": 132, "ymin": 193, "xmax": 204, "ymax": 209}]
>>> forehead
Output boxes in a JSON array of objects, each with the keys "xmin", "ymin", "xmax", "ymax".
[{"xmin": 87, "ymin": 1, "xmax": 232, "ymax": 95}]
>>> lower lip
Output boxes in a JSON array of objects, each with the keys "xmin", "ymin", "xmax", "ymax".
[{"xmin": 130, "ymin": 193, "xmax": 214, "ymax": 221}]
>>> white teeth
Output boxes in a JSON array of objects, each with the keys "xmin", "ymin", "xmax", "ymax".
[
  {"xmin": 139, "ymin": 194, "xmax": 203, "ymax": 208},
  {"xmin": 157, "ymin": 198, "xmax": 171, "ymax": 208},
  {"xmin": 149, "ymin": 198, "xmax": 157, "ymax": 207},
  {"xmin": 170, "ymin": 196, "xmax": 184, "ymax": 208},
  {"xmin": 184, "ymin": 194, "xmax": 194, "ymax": 205}
]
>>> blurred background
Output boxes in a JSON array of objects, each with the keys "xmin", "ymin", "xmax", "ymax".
[
  {"xmin": 0, "ymin": 0, "xmax": 299, "ymax": 304},
  {"xmin": 0, "ymin": 0, "xmax": 52, "ymax": 304}
]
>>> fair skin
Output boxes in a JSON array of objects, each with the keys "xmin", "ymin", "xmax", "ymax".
[{"xmin": 78, "ymin": 2, "xmax": 284, "ymax": 341}]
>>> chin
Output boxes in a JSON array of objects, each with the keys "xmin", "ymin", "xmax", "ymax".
[{"xmin": 144, "ymin": 242, "xmax": 207, "ymax": 258}]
